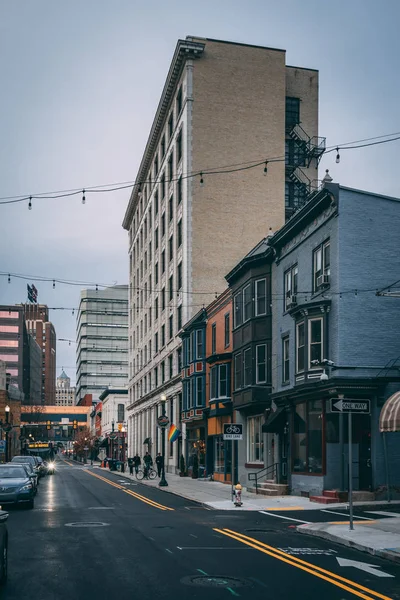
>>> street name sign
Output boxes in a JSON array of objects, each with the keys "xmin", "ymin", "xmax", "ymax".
[
  {"xmin": 223, "ymin": 423, "xmax": 243, "ymax": 440},
  {"xmin": 330, "ymin": 398, "xmax": 370, "ymax": 414}
]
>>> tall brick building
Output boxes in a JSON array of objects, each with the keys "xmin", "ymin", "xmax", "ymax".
[
  {"xmin": 123, "ymin": 37, "xmax": 324, "ymax": 470},
  {"xmin": 24, "ymin": 304, "xmax": 56, "ymax": 405}
]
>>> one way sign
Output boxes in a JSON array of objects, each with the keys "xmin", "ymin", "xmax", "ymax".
[{"xmin": 330, "ymin": 398, "xmax": 370, "ymax": 414}]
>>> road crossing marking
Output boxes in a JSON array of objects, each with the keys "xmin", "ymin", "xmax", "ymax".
[
  {"xmin": 366, "ymin": 511, "xmax": 400, "ymax": 518},
  {"xmin": 214, "ymin": 528, "xmax": 393, "ymax": 600},
  {"xmin": 85, "ymin": 470, "xmax": 174, "ymax": 511},
  {"xmin": 321, "ymin": 509, "xmax": 373, "ymax": 520},
  {"xmin": 259, "ymin": 510, "xmax": 311, "ymax": 524}
]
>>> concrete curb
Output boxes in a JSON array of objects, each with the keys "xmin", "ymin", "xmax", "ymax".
[{"xmin": 297, "ymin": 525, "xmax": 400, "ymax": 565}]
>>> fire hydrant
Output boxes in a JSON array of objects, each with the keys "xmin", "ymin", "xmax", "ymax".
[{"xmin": 233, "ymin": 483, "xmax": 243, "ymax": 507}]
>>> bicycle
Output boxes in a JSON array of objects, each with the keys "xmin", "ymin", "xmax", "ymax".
[{"xmin": 136, "ymin": 466, "xmax": 157, "ymax": 480}]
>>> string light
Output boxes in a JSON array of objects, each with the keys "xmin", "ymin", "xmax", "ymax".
[
  {"xmin": 28, "ymin": 196, "xmax": 32, "ymax": 210},
  {"xmin": 7, "ymin": 274, "xmax": 10, "ymax": 284},
  {"xmin": 335, "ymin": 148, "xmax": 340, "ymax": 164},
  {"xmin": 53, "ymin": 280, "xmax": 55, "ymax": 289},
  {"xmin": 264, "ymin": 161, "xmax": 268, "ymax": 175},
  {"xmin": 82, "ymin": 190, "xmax": 86, "ymax": 205},
  {"xmin": 200, "ymin": 172, "xmax": 204, "ymax": 187}
]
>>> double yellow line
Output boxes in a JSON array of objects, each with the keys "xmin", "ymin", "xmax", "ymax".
[
  {"xmin": 86, "ymin": 470, "xmax": 174, "ymax": 512},
  {"xmin": 214, "ymin": 528, "xmax": 392, "ymax": 600}
]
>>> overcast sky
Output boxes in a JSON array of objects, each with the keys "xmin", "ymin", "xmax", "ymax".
[{"xmin": 0, "ymin": 0, "xmax": 399, "ymax": 385}]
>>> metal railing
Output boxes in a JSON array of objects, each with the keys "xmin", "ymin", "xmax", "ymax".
[{"xmin": 248, "ymin": 463, "xmax": 279, "ymax": 495}]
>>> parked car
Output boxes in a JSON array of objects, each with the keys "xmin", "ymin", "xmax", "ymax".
[
  {"xmin": 0, "ymin": 511, "xmax": 8, "ymax": 584},
  {"xmin": 10, "ymin": 459, "xmax": 38, "ymax": 492},
  {"xmin": 11, "ymin": 456, "xmax": 40, "ymax": 483},
  {"xmin": 0, "ymin": 464, "xmax": 35, "ymax": 509}
]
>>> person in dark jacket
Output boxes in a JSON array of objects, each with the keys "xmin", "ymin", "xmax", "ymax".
[
  {"xmin": 132, "ymin": 454, "xmax": 141, "ymax": 475},
  {"xmin": 128, "ymin": 457, "xmax": 134, "ymax": 475},
  {"xmin": 155, "ymin": 453, "xmax": 163, "ymax": 477},
  {"xmin": 143, "ymin": 452, "xmax": 153, "ymax": 477}
]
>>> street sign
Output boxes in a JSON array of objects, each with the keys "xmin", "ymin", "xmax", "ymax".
[
  {"xmin": 157, "ymin": 415, "xmax": 170, "ymax": 428},
  {"xmin": 83, "ymin": 447, "xmax": 89, "ymax": 451},
  {"xmin": 330, "ymin": 398, "xmax": 370, "ymax": 414},
  {"xmin": 223, "ymin": 423, "xmax": 243, "ymax": 440}
]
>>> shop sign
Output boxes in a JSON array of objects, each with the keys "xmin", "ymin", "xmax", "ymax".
[{"xmin": 157, "ymin": 415, "xmax": 170, "ymax": 428}]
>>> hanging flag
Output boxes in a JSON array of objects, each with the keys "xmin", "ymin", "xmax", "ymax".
[{"xmin": 168, "ymin": 424, "xmax": 181, "ymax": 443}]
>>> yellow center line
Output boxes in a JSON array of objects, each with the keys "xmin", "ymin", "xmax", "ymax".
[
  {"xmin": 215, "ymin": 529, "xmax": 392, "ymax": 600},
  {"xmin": 85, "ymin": 470, "xmax": 174, "ymax": 511},
  {"xmin": 64, "ymin": 461, "xmax": 74, "ymax": 466}
]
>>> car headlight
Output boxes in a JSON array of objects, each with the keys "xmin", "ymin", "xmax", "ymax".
[
  {"xmin": 48, "ymin": 462, "xmax": 55, "ymax": 469},
  {"xmin": 20, "ymin": 483, "xmax": 33, "ymax": 492}
]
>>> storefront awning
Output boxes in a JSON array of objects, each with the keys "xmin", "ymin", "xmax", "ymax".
[
  {"xmin": 379, "ymin": 391, "xmax": 400, "ymax": 432},
  {"xmin": 262, "ymin": 407, "xmax": 287, "ymax": 433}
]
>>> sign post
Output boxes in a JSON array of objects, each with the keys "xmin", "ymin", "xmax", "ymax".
[
  {"xmin": 329, "ymin": 397, "xmax": 371, "ymax": 530},
  {"xmin": 223, "ymin": 424, "xmax": 243, "ymax": 502}
]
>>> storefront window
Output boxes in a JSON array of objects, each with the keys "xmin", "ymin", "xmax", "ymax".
[
  {"xmin": 247, "ymin": 415, "xmax": 264, "ymax": 463},
  {"xmin": 293, "ymin": 400, "xmax": 323, "ymax": 474},
  {"xmin": 214, "ymin": 436, "xmax": 225, "ymax": 473}
]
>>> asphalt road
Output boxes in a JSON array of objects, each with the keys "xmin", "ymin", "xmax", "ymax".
[{"xmin": 2, "ymin": 458, "xmax": 400, "ymax": 600}]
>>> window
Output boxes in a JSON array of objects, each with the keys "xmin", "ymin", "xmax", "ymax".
[
  {"xmin": 161, "ymin": 361, "xmax": 165, "ymax": 383},
  {"xmin": 168, "ymin": 112, "xmax": 174, "ymax": 139},
  {"xmin": 176, "ymin": 129, "xmax": 182, "ymax": 164},
  {"xmin": 154, "ymin": 190, "xmax": 159, "ymax": 215},
  {"xmin": 117, "ymin": 404, "xmax": 124, "ymax": 423},
  {"xmin": 313, "ymin": 240, "xmax": 330, "ymax": 292},
  {"xmin": 224, "ymin": 313, "xmax": 230, "ymax": 348},
  {"xmin": 219, "ymin": 364, "xmax": 228, "ymax": 397},
  {"xmin": 285, "ymin": 96, "xmax": 300, "ymax": 128},
  {"xmin": 296, "ymin": 322, "xmax": 305, "ymax": 373},
  {"xmin": 154, "ymin": 155, "xmax": 159, "ymax": 177},
  {"xmin": 256, "ymin": 344, "xmax": 267, "ymax": 383},
  {"xmin": 234, "ymin": 353, "xmax": 241, "ymax": 390},
  {"xmin": 176, "ymin": 86, "xmax": 182, "ymax": 114},
  {"xmin": 168, "ymin": 196, "xmax": 173, "ymax": 222},
  {"xmin": 169, "ymin": 315, "xmax": 173, "ymax": 340},
  {"xmin": 0, "ymin": 340, "xmax": 18, "ymax": 347},
  {"xmin": 285, "ymin": 139, "xmax": 306, "ymax": 167},
  {"xmin": 161, "ymin": 213, "xmax": 165, "ymax": 237},
  {"xmin": 177, "ymin": 262, "xmax": 182, "ymax": 291},
  {"xmin": 161, "ymin": 173, "xmax": 166, "ymax": 199},
  {"xmin": 309, "ymin": 318, "xmax": 323, "ymax": 368},
  {"xmin": 161, "ymin": 135, "xmax": 165, "ymax": 159},
  {"xmin": 243, "ymin": 348, "xmax": 252, "ymax": 386},
  {"xmin": 255, "ymin": 279, "xmax": 267, "ymax": 316},
  {"xmin": 0, "ymin": 311, "xmax": 18, "ymax": 318},
  {"xmin": 161, "ymin": 287, "xmax": 165, "ymax": 310},
  {"xmin": 195, "ymin": 377, "xmax": 202, "ymax": 407},
  {"xmin": 161, "ymin": 250, "xmax": 165, "ymax": 273},
  {"xmin": 177, "ymin": 219, "xmax": 182, "ymax": 247},
  {"xmin": 155, "ymin": 296, "xmax": 159, "ymax": 319},
  {"xmin": 154, "ymin": 262, "xmax": 159, "ymax": 285},
  {"xmin": 168, "ymin": 354, "xmax": 173, "ymax": 379},
  {"xmin": 243, "ymin": 284, "xmax": 252, "ymax": 322},
  {"xmin": 177, "ymin": 177, "xmax": 182, "ymax": 205},
  {"xmin": 233, "ymin": 292, "xmax": 243, "ymax": 328},
  {"xmin": 154, "ymin": 227, "xmax": 159, "ymax": 249},
  {"xmin": 210, "ymin": 366, "xmax": 218, "ymax": 400},
  {"xmin": 169, "ymin": 275, "xmax": 173, "ymax": 301},
  {"xmin": 211, "ymin": 323, "xmax": 216, "ymax": 354},
  {"xmin": 161, "ymin": 324, "xmax": 165, "ymax": 347},
  {"xmin": 154, "ymin": 366, "xmax": 158, "ymax": 388},
  {"xmin": 293, "ymin": 400, "xmax": 323, "ymax": 473},
  {"xmin": 177, "ymin": 305, "xmax": 182, "ymax": 331},
  {"xmin": 177, "ymin": 347, "xmax": 182, "ymax": 371},
  {"xmin": 285, "ymin": 181, "xmax": 308, "ymax": 211},
  {"xmin": 282, "ymin": 337, "xmax": 290, "ymax": 383},
  {"xmin": 169, "ymin": 235, "xmax": 173, "ymax": 261},
  {"xmin": 193, "ymin": 330, "xmax": 202, "ymax": 360},
  {"xmin": 247, "ymin": 416, "xmax": 264, "ymax": 463},
  {"xmin": 168, "ymin": 152, "xmax": 173, "ymax": 181},
  {"xmin": 284, "ymin": 265, "xmax": 298, "ymax": 311}
]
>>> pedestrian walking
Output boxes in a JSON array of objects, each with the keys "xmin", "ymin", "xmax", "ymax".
[
  {"xmin": 133, "ymin": 453, "xmax": 141, "ymax": 474},
  {"xmin": 155, "ymin": 452, "xmax": 163, "ymax": 477},
  {"xmin": 128, "ymin": 457, "xmax": 134, "ymax": 475},
  {"xmin": 143, "ymin": 452, "xmax": 153, "ymax": 478}
]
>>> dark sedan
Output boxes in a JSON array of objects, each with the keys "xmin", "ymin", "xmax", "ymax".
[{"xmin": 0, "ymin": 465, "xmax": 35, "ymax": 508}]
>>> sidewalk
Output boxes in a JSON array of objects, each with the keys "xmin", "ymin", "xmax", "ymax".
[
  {"xmin": 94, "ymin": 464, "xmax": 400, "ymax": 513},
  {"xmin": 298, "ymin": 518, "xmax": 400, "ymax": 564}
]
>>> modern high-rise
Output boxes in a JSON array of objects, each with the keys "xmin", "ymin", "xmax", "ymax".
[
  {"xmin": 76, "ymin": 286, "xmax": 129, "ymax": 404},
  {"xmin": 55, "ymin": 370, "xmax": 75, "ymax": 406},
  {"xmin": 24, "ymin": 304, "xmax": 56, "ymax": 405},
  {"xmin": 123, "ymin": 37, "xmax": 324, "ymax": 471}
]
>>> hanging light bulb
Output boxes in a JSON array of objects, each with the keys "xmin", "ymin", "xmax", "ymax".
[
  {"xmin": 355, "ymin": 289, "xmax": 358, "ymax": 297},
  {"xmin": 264, "ymin": 161, "xmax": 268, "ymax": 175},
  {"xmin": 72, "ymin": 309, "xmax": 75, "ymax": 316},
  {"xmin": 335, "ymin": 148, "xmax": 340, "ymax": 164},
  {"xmin": 96, "ymin": 284, "xmax": 98, "ymax": 292},
  {"xmin": 28, "ymin": 196, "xmax": 32, "ymax": 210},
  {"xmin": 82, "ymin": 189, "xmax": 86, "ymax": 205},
  {"xmin": 53, "ymin": 280, "xmax": 55, "ymax": 289},
  {"xmin": 200, "ymin": 172, "xmax": 204, "ymax": 187},
  {"xmin": 8, "ymin": 274, "xmax": 10, "ymax": 284}
]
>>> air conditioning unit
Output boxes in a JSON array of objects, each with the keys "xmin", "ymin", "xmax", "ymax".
[
  {"xmin": 317, "ymin": 274, "xmax": 330, "ymax": 288},
  {"xmin": 286, "ymin": 295, "xmax": 297, "ymax": 308}
]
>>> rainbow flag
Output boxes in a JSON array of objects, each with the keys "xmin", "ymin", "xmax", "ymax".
[{"xmin": 168, "ymin": 424, "xmax": 181, "ymax": 443}]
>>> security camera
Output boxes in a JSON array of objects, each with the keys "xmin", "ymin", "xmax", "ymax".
[{"xmin": 322, "ymin": 359, "xmax": 335, "ymax": 366}]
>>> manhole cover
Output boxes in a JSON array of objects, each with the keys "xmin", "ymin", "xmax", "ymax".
[
  {"xmin": 65, "ymin": 522, "xmax": 109, "ymax": 528},
  {"xmin": 181, "ymin": 576, "xmax": 249, "ymax": 589}
]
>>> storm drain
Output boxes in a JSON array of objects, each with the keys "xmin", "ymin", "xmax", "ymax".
[
  {"xmin": 181, "ymin": 576, "xmax": 250, "ymax": 589},
  {"xmin": 65, "ymin": 522, "xmax": 110, "ymax": 528}
]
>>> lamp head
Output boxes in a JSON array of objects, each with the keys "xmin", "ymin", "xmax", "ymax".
[
  {"xmin": 160, "ymin": 393, "xmax": 167, "ymax": 403},
  {"xmin": 5, "ymin": 405, "xmax": 10, "ymax": 413}
]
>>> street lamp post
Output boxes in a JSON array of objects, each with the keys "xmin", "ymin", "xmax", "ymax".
[
  {"xmin": 5, "ymin": 405, "xmax": 10, "ymax": 462},
  {"xmin": 159, "ymin": 394, "xmax": 168, "ymax": 487}
]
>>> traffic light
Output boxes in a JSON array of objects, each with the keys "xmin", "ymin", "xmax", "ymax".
[
  {"xmin": 46, "ymin": 420, "xmax": 51, "ymax": 430},
  {"xmin": 73, "ymin": 420, "xmax": 77, "ymax": 430},
  {"xmin": 118, "ymin": 423, "xmax": 123, "ymax": 432}
]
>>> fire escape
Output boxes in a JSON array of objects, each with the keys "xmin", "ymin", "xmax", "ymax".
[{"xmin": 285, "ymin": 122, "xmax": 326, "ymax": 220}]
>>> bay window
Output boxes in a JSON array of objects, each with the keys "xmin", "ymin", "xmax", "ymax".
[
  {"xmin": 313, "ymin": 240, "xmax": 330, "ymax": 292},
  {"xmin": 284, "ymin": 265, "xmax": 298, "ymax": 311},
  {"xmin": 296, "ymin": 322, "xmax": 305, "ymax": 373},
  {"xmin": 247, "ymin": 415, "xmax": 264, "ymax": 463},
  {"xmin": 282, "ymin": 336, "xmax": 290, "ymax": 383},
  {"xmin": 309, "ymin": 318, "xmax": 323, "ymax": 368},
  {"xmin": 243, "ymin": 348, "xmax": 252, "ymax": 386},
  {"xmin": 234, "ymin": 353, "xmax": 241, "ymax": 390},
  {"xmin": 256, "ymin": 344, "xmax": 267, "ymax": 383},
  {"xmin": 243, "ymin": 284, "xmax": 252, "ymax": 322},
  {"xmin": 255, "ymin": 278, "xmax": 267, "ymax": 316},
  {"xmin": 233, "ymin": 292, "xmax": 242, "ymax": 328}
]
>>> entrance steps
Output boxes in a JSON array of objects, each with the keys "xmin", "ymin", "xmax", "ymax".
[
  {"xmin": 247, "ymin": 480, "xmax": 289, "ymax": 496},
  {"xmin": 310, "ymin": 490, "xmax": 376, "ymax": 504}
]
